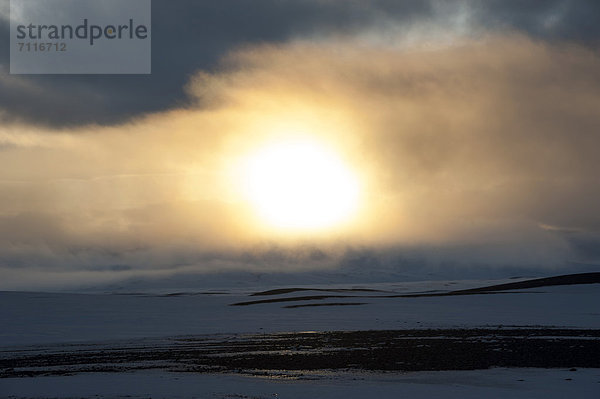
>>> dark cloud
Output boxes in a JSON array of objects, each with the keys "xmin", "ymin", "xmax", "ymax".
[
  {"xmin": 0, "ymin": 0, "xmax": 432, "ymax": 127},
  {"xmin": 472, "ymin": 0, "xmax": 600, "ymax": 43},
  {"xmin": 1, "ymin": 0, "xmax": 599, "ymax": 127}
]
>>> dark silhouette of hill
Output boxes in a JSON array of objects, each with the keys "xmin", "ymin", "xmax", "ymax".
[
  {"xmin": 231, "ymin": 272, "xmax": 600, "ymax": 306},
  {"xmin": 251, "ymin": 287, "xmax": 385, "ymax": 296},
  {"xmin": 446, "ymin": 272, "xmax": 600, "ymax": 295}
]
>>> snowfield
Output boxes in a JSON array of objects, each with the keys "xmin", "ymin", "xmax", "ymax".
[
  {"xmin": 1, "ymin": 275, "xmax": 599, "ymax": 398},
  {"xmin": 2, "ymin": 368, "xmax": 600, "ymax": 399},
  {"xmin": 1, "ymin": 280, "xmax": 599, "ymax": 347}
]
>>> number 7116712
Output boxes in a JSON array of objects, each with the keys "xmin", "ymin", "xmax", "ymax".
[{"xmin": 18, "ymin": 42, "xmax": 67, "ymax": 52}]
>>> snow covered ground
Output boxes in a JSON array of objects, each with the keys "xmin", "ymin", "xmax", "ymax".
[
  {"xmin": 1, "ymin": 281, "xmax": 599, "ymax": 347},
  {"xmin": 1, "ymin": 277, "xmax": 599, "ymax": 398},
  {"xmin": 2, "ymin": 368, "xmax": 600, "ymax": 399}
]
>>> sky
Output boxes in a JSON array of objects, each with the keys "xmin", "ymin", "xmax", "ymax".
[{"xmin": 1, "ymin": 0, "xmax": 599, "ymax": 290}]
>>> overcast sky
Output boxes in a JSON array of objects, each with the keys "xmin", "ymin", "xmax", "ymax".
[
  {"xmin": 2, "ymin": 0, "xmax": 599, "ymax": 126},
  {"xmin": 1, "ymin": 0, "xmax": 599, "ymax": 290}
]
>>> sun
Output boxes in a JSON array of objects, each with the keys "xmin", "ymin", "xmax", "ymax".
[{"xmin": 241, "ymin": 139, "xmax": 360, "ymax": 232}]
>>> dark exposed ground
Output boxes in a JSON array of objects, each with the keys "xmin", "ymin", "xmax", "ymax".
[
  {"xmin": 251, "ymin": 288, "xmax": 386, "ymax": 296},
  {"xmin": 2, "ymin": 328, "xmax": 599, "ymax": 378},
  {"xmin": 448, "ymin": 272, "xmax": 600, "ymax": 294},
  {"xmin": 282, "ymin": 302, "xmax": 369, "ymax": 309}
]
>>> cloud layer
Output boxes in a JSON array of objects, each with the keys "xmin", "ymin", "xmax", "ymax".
[
  {"xmin": 1, "ymin": 32, "xmax": 600, "ymax": 288},
  {"xmin": 1, "ymin": 0, "xmax": 599, "ymax": 126}
]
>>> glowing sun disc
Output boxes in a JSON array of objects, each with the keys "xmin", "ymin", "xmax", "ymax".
[{"xmin": 242, "ymin": 140, "xmax": 360, "ymax": 231}]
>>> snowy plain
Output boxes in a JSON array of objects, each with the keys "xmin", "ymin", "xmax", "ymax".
[
  {"xmin": 1, "ymin": 281, "xmax": 599, "ymax": 347},
  {"xmin": 2, "ymin": 368, "xmax": 600, "ymax": 399},
  {"xmin": 1, "ymin": 276, "xmax": 599, "ymax": 398}
]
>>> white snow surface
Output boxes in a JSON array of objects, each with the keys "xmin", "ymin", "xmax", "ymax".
[
  {"xmin": 1, "ymin": 278, "xmax": 599, "ymax": 398},
  {"xmin": 1, "ymin": 368, "xmax": 599, "ymax": 399},
  {"xmin": 1, "ymin": 280, "xmax": 599, "ymax": 348}
]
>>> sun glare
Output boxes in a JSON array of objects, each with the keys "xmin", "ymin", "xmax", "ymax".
[{"xmin": 242, "ymin": 140, "xmax": 360, "ymax": 232}]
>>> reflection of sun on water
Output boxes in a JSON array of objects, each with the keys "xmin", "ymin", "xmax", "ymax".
[{"xmin": 241, "ymin": 139, "xmax": 360, "ymax": 232}]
